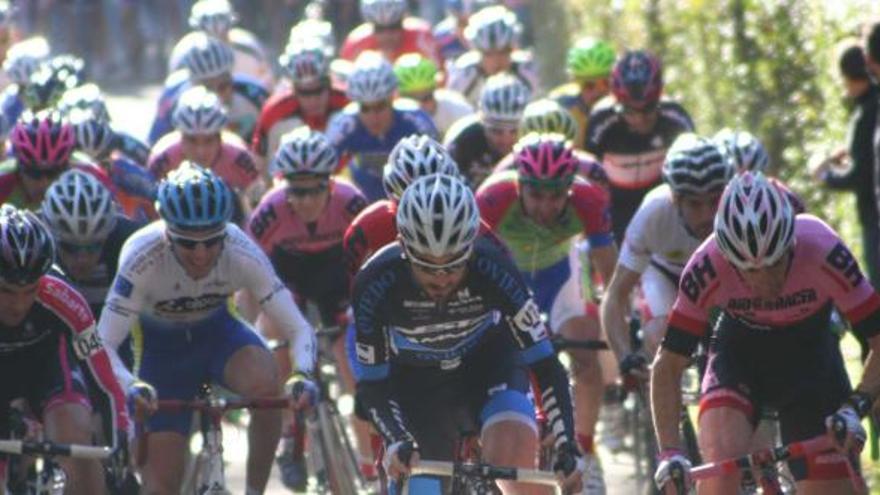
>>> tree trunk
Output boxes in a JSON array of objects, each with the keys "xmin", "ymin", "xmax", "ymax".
[{"xmin": 530, "ymin": 0, "xmax": 571, "ymax": 92}]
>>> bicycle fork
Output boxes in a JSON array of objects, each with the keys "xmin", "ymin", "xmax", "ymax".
[{"xmin": 197, "ymin": 412, "xmax": 228, "ymax": 495}]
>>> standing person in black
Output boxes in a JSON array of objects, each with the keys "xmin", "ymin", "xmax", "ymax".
[{"xmin": 811, "ymin": 40, "xmax": 880, "ymax": 289}]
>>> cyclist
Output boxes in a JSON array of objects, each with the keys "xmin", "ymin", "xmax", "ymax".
[
  {"xmin": 168, "ymin": 0, "xmax": 274, "ymax": 89},
  {"xmin": 652, "ymin": 171, "xmax": 880, "ymax": 494},
  {"xmin": 492, "ymin": 99, "xmax": 609, "ymax": 187},
  {"xmin": 97, "ymin": 164, "xmax": 317, "ymax": 495},
  {"xmin": 476, "ymin": 133, "xmax": 618, "ymax": 492},
  {"xmin": 247, "ymin": 127, "xmax": 368, "ymax": 488},
  {"xmin": 0, "ymin": 205, "xmax": 129, "ymax": 494},
  {"xmin": 0, "ymin": 36, "xmax": 49, "ymax": 125},
  {"xmin": 445, "ymin": 73, "xmax": 531, "ymax": 187},
  {"xmin": 251, "ymin": 38, "xmax": 349, "ymax": 169},
  {"xmin": 550, "ymin": 37, "xmax": 616, "ymax": 149},
  {"xmin": 148, "ymin": 33, "xmax": 269, "ymax": 145},
  {"xmin": 600, "ymin": 134, "xmax": 732, "ymax": 376},
  {"xmin": 393, "ymin": 52, "xmax": 473, "ymax": 137},
  {"xmin": 0, "ymin": 110, "xmax": 112, "ymax": 211},
  {"xmin": 432, "ymin": 0, "xmax": 497, "ymax": 65},
  {"xmin": 68, "ymin": 110, "xmax": 157, "ymax": 222},
  {"xmin": 352, "ymin": 173, "xmax": 588, "ymax": 494},
  {"xmin": 148, "ymin": 86, "xmax": 261, "ymax": 222},
  {"xmin": 585, "ymin": 50, "xmax": 694, "ymax": 243},
  {"xmin": 325, "ymin": 51, "xmax": 438, "ymax": 202},
  {"xmin": 445, "ymin": 4, "xmax": 538, "ymax": 106},
  {"xmin": 340, "ymin": 0, "xmax": 441, "ymax": 64}
]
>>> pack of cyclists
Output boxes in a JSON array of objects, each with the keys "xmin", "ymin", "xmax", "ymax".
[{"xmin": 0, "ymin": 1, "xmax": 877, "ymax": 494}]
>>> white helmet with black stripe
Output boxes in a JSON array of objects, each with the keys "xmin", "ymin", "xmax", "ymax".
[{"xmin": 172, "ymin": 86, "xmax": 228, "ymax": 135}]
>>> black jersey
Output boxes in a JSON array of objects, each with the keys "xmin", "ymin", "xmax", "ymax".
[{"xmin": 444, "ymin": 115, "xmax": 504, "ymax": 188}]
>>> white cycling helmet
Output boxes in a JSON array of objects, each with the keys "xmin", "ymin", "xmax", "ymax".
[
  {"xmin": 464, "ymin": 5, "xmax": 520, "ymax": 52},
  {"xmin": 183, "ymin": 33, "xmax": 235, "ymax": 81},
  {"xmin": 713, "ymin": 128, "xmax": 770, "ymax": 173},
  {"xmin": 396, "ymin": 173, "xmax": 479, "ymax": 259},
  {"xmin": 360, "ymin": 0, "xmax": 407, "ymax": 26},
  {"xmin": 662, "ymin": 133, "xmax": 734, "ymax": 195},
  {"xmin": 279, "ymin": 38, "xmax": 330, "ymax": 86},
  {"xmin": 172, "ymin": 86, "xmax": 228, "ymax": 135},
  {"xmin": 69, "ymin": 109, "xmax": 115, "ymax": 161},
  {"xmin": 288, "ymin": 19, "xmax": 336, "ymax": 57},
  {"xmin": 189, "ymin": 0, "xmax": 238, "ymax": 37},
  {"xmin": 58, "ymin": 83, "xmax": 111, "ymax": 123},
  {"xmin": 3, "ymin": 37, "xmax": 50, "ymax": 86},
  {"xmin": 41, "ymin": 168, "xmax": 118, "ymax": 244},
  {"xmin": 479, "ymin": 73, "xmax": 531, "ymax": 126},
  {"xmin": 383, "ymin": 135, "xmax": 459, "ymax": 201},
  {"xmin": 271, "ymin": 127, "xmax": 338, "ymax": 177},
  {"xmin": 346, "ymin": 51, "xmax": 398, "ymax": 103},
  {"xmin": 714, "ymin": 171, "xmax": 795, "ymax": 270}
]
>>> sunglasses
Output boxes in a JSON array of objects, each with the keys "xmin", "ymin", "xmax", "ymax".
[
  {"xmin": 521, "ymin": 181, "xmax": 572, "ymax": 197},
  {"xmin": 20, "ymin": 167, "xmax": 64, "ymax": 180},
  {"xmin": 407, "ymin": 248, "xmax": 471, "ymax": 275},
  {"xmin": 169, "ymin": 232, "xmax": 227, "ymax": 250},
  {"xmin": 406, "ymin": 92, "xmax": 435, "ymax": 102},
  {"xmin": 287, "ymin": 182, "xmax": 329, "ymax": 197},
  {"xmin": 295, "ymin": 85, "xmax": 327, "ymax": 97},
  {"xmin": 59, "ymin": 241, "xmax": 103, "ymax": 254},
  {"xmin": 622, "ymin": 103, "xmax": 659, "ymax": 116},
  {"xmin": 203, "ymin": 77, "xmax": 233, "ymax": 94},
  {"xmin": 374, "ymin": 22, "xmax": 403, "ymax": 32},
  {"xmin": 360, "ymin": 100, "xmax": 391, "ymax": 114}
]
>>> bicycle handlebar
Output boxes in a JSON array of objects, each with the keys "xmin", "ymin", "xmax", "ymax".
[
  {"xmin": 153, "ymin": 396, "xmax": 291, "ymax": 413},
  {"xmin": 0, "ymin": 439, "xmax": 112, "ymax": 460},
  {"xmin": 549, "ymin": 336, "xmax": 609, "ymax": 352},
  {"xmin": 411, "ymin": 460, "xmax": 559, "ymax": 487}
]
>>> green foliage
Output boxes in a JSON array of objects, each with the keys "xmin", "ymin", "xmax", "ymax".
[{"xmin": 563, "ymin": 0, "xmax": 880, "ymax": 243}]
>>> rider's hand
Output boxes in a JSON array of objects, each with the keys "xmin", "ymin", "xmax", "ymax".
[
  {"xmin": 654, "ymin": 448, "xmax": 692, "ymax": 494},
  {"xmin": 285, "ymin": 372, "xmax": 319, "ymax": 410},
  {"xmin": 552, "ymin": 441, "xmax": 584, "ymax": 494},
  {"xmin": 127, "ymin": 381, "xmax": 158, "ymax": 418},
  {"xmin": 383, "ymin": 440, "xmax": 419, "ymax": 481},
  {"xmin": 826, "ymin": 405, "xmax": 866, "ymax": 455},
  {"xmin": 619, "ymin": 353, "xmax": 649, "ymax": 382}
]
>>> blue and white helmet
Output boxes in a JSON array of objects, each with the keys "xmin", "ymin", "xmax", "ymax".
[
  {"xmin": 271, "ymin": 127, "xmax": 338, "ymax": 177},
  {"xmin": 156, "ymin": 163, "xmax": 233, "ymax": 233},
  {"xmin": 396, "ymin": 174, "xmax": 479, "ymax": 258},
  {"xmin": 479, "ymin": 73, "xmax": 531, "ymax": 125},
  {"xmin": 383, "ymin": 135, "xmax": 459, "ymax": 201},
  {"xmin": 172, "ymin": 86, "xmax": 228, "ymax": 135},
  {"xmin": 68, "ymin": 108, "xmax": 115, "ymax": 161},
  {"xmin": 42, "ymin": 169, "xmax": 118, "ymax": 244},
  {"xmin": 58, "ymin": 83, "xmax": 111, "ymax": 123},
  {"xmin": 713, "ymin": 128, "xmax": 770, "ymax": 173},
  {"xmin": 346, "ymin": 51, "xmax": 398, "ymax": 103},
  {"xmin": 189, "ymin": 0, "xmax": 238, "ymax": 37},
  {"xmin": 463, "ymin": 5, "xmax": 520, "ymax": 52},
  {"xmin": 183, "ymin": 33, "xmax": 235, "ymax": 81},
  {"xmin": 3, "ymin": 37, "xmax": 50, "ymax": 86}
]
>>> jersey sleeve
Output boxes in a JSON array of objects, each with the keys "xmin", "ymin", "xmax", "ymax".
[
  {"xmin": 45, "ymin": 277, "xmax": 130, "ymax": 445},
  {"xmin": 618, "ymin": 199, "xmax": 655, "ymax": 273},
  {"xmin": 816, "ymin": 232, "xmax": 880, "ymax": 339},
  {"xmin": 113, "ymin": 131, "xmax": 151, "ymax": 166},
  {"xmin": 474, "ymin": 179, "xmax": 515, "ymax": 229},
  {"xmin": 571, "ymin": 182, "xmax": 614, "ymax": 248},
  {"xmin": 662, "ymin": 244, "xmax": 720, "ymax": 356}
]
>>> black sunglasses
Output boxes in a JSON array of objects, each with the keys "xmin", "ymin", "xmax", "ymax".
[
  {"xmin": 59, "ymin": 241, "xmax": 103, "ymax": 254},
  {"xmin": 169, "ymin": 232, "xmax": 227, "ymax": 250},
  {"xmin": 20, "ymin": 167, "xmax": 64, "ymax": 180},
  {"xmin": 295, "ymin": 85, "xmax": 328, "ymax": 97},
  {"xmin": 287, "ymin": 183, "xmax": 329, "ymax": 197}
]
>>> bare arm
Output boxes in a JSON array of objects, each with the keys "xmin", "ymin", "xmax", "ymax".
[
  {"xmin": 650, "ymin": 348, "xmax": 691, "ymax": 450},
  {"xmin": 599, "ymin": 263, "xmax": 641, "ymax": 361},
  {"xmin": 590, "ymin": 243, "xmax": 619, "ymax": 288},
  {"xmin": 855, "ymin": 333, "xmax": 880, "ymax": 400}
]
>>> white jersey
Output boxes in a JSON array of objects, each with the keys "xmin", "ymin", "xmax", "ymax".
[
  {"xmin": 169, "ymin": 29, "xmax": 274, "ymax": 88},
  {"xmin": 430, "ymin": 88, "xmax": 474, "ymax": 138},
  {"xmin": 445, "ymin": 50, "xmax": 539, "ymax": 106},
  {"xmin": 98, "ymin": 221, "xmax": 315, "ymax": 389},
  {"xmin": 618, "ymin": 184, "xmax": 703, "ymax": 279}
]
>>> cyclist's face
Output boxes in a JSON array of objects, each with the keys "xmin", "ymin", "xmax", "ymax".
[
  {"xmin": 738, "ymin": 251, "xmax": 791, "ymax": 300},
  {"xmin": 0, "ymin": 281, "xmax": 40, "ymax": 327},
  {"xmin": 358, "ymin": 99, "xmax": 393, "ymax": 136},
  {"xmin": 675, "ymin": 191, "xmax": 722, "ymax": 239},
  {"xmin": 57, "ymin": 241, "xmax": 104, "ymax": 281},
  {"xmin": 374, "ymin": 24, "xmax": 403, "ymax": 53},
  {"xmin": 19, "ymin": 167, "xmax": 65, "ymax": 204},
  {"xmin": 168, "ymin": 229, "xmax": 227, "ymax": 279},
  {"xmin": 407, "ymin": 250, "xmax": 469, "ymax": 302},
  {"xmin": 285, "ymin": 176, "xmax": 331, "ymax": 223},
  {"xmin": 579, "ymin": 78, "xmax": 610, "ymax": 105},
  {"xmin": 480, "ymin": 48, "xmax": 513, "ymax": 75},
  {"xmin": 520, "ymin": 183, "xmax": 569, "ymax": 226},
  {"xmin": 181, "ymin": 134, "xmax": 222, "ymax": 166},
  {"xmin": 484, "ymin": 125, "xmax": 519, "ymax": 156},
  {"xmin": 295, "ymin": 82, "xmax": 329, "ymax": 116},
  {"xmin": 621, "ymin": 104, "xmax": 659, "ymax": 134},
  {"xmin": 404, "ymin": 90, "xmax": 437, "ymax": 114}
]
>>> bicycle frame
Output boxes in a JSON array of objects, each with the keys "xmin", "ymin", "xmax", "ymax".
[
  {"xmin": 0, "ymin": 439, "xmax": 112, "ymax": 495},
  {"xmin": 407, "ymin": 460, "xmax": 559, "ymax": 494}
]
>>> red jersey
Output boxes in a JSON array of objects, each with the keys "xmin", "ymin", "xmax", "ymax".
[{"xmin": 340, "ymin": 17, "xmax": 441, "ymax": 64}]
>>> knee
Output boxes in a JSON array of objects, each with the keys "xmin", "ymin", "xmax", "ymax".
[
  {"xmin": 569, "ymin": 351, "xmax": 600, "ymax": 380},
  {"xmin": 698, "ymin": 411, "xmax": 751, "ymax": 461},
  {"xmin": 44, "ymin": 403, "xmax": 93, "ymax": 444}
]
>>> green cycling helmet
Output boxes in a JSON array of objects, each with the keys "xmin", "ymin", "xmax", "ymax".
[
  {"xmin": 519, "ymin": 99, "xmax": 579, "ymax": 142},
  {"xmin": 567, "ymin": 37, "xmax": 616, "ymax": 81},
  {"xmin": 393, "ymin": 53, "xmax": 439, "ymax": 95}
]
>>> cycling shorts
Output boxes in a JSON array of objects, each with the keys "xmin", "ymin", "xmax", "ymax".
[
  {"xmin": 135, "ymin": 305, "xmax": 267, "ymax": 435},
  {"xmin": 0, "ymin": 333, "xmax": 91, "ymax": 440},
  {"xmin": 698, "ymin": 306, "xmax": 853, "ymax": 481},
  {"xmin": 274, "ymin": 247, "xmax": 350, "ymax": 329},
  {"xmin": 638, "ymin": 263, "xmax": 678, "ymax": 322},
  {"xmin": 520, "ymin": 243, "xmax": 585, "ymax": 333}
]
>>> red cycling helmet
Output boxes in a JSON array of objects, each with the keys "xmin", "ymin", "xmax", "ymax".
[
  {"xmin": 610, "ymin": 50, "xmax": 663, "ymax": 109},
  {"xmin": 514, "ymin": 133, "xmax": 578, "ymax": 186},
  {"xmin": 10, "ymin": 110, "xmax": 76, "ymax": 171}
]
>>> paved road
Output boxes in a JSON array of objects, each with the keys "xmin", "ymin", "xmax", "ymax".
[{"xmin": 103, "ymin": 84, "xmax": 643, "ymax": 494}]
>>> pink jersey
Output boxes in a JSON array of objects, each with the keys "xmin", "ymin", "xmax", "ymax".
[
  {"xmin": 665, "ymin": 215, "xmax": 880, "ymax": 355},
  {"xmin": 248, "ymin": 178, "xmax": 367, "ymax": 254},
  {"xmin": 147, "ymin": 132, "xmax": 260, "ymax": 191}
]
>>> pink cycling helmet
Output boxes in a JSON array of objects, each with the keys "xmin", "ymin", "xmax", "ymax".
[
  {"xmin": 11, "ymin": 110, "xmax": 76, "ymax": 171},
  {"xmin": 514, "ymin": 133, "xmax": 578, "ymax": 185}
]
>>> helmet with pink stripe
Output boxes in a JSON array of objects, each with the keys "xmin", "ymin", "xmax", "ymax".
[
  {"xmin": 10, "ymin": 110, "xmax": 76, "ymax": 171},
  {"xmin": 514, "ymin": 133, "xmax": 578, "ymax": 186}
]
